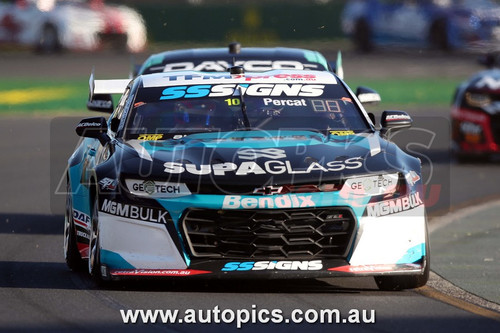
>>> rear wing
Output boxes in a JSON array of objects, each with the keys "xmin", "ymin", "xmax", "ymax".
[{"xmin": 87, "ymin": 71, "xmax": 130, "ymax": 113}]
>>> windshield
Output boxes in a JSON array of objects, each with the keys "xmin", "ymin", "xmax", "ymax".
[{"xmin": 124, "ymin": 83, "xmax": 370, "ymax": 139}]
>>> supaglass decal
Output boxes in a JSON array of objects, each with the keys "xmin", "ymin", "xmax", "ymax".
[
  {"xmin": 222, "ymin": 260, "xmax": 323, "ymax": 271},
  {"xmin": 163, "ymin": 157, "xmax": 364, "ymax": 176}
]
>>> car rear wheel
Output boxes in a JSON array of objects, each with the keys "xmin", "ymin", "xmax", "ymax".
[{"xmin": 64, "ymin": 180, "xmax": 85, "ymax": 271}]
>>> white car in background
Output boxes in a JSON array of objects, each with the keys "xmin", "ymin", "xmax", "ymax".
[{"xmin": 0, "ymin": 0, "xmax": 147, "ymax": 53}]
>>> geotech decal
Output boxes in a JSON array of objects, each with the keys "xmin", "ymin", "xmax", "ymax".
[
  {"xmin": 160, "ymin": 84, "xmax": 324, "ymax": 100},
  {"xmin": 222, "ymin": 260, "xmax": 323, "ymax": 271},
  {"xmin": 101, "ymin": 199, "xmax": 169, "ymax": 223},
  {"xmin": 164, "ymin": 157, "xmax": 364, "ymax": 176},
  {"xmin": 342, "ymin": 173, "xmax": 398, "ymax": 196},
  {"xmin": 223, "ymin": 194, "xmax": 315, "ymax": 209},
  {"xmin": 125, "ymin": 179, "xmax": 191, "ymax": 198},
  {"xmin": 366, "ymin": 192, "xmax": 423, "ymax": 217}
]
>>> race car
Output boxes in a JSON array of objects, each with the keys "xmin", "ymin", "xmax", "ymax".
[
  {"xmin": 135, "ymin": 43, "xmax": 334, "ymax": 76},
  {"xmin": 64, "ymin": 67, "xmax": 429, "ymax": 290},
  {"xmin": 0, "ymin": 0, "xmax": 146, "ymax": 53},
  {"xmin": 451, "ymin": 54, "xmax": 500, "ymax": 161},
  {"xmin": 341, "ymin": 0, "xmax": 500, "ymax": 52}
]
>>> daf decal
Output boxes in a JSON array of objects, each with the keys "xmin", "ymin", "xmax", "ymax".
[
  {"xmin": 222, "ymin": 194, "xmax": 315, "ymax": 209},
  {"xmin": 73, "ymin": 209, "xmax": 90, "ymax": 228},
  {"xmin": 164, "ymin": 157, "xmax": 363, "ymax": 176},
  {"xmin": 222, "ymin": 260, "xmax": 323, "ymax": 271},
  {"xmin": 160, "ymin": 84, "xmax": 325, "ymax": 100}
]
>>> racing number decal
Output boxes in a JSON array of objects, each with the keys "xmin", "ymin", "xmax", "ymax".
[{"xmin": 224, "ymin": 98, "xmax": 241, "ymax": 106}]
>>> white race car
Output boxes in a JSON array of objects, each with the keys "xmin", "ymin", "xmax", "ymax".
[{"xmin": 0, "ymin": 0, "xmax": 146, "ymax": 52}]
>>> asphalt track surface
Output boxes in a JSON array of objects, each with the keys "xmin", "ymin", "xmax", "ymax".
[{"xmin": 1, "ymin": 50, "xmax": 500, "ymax": 332}]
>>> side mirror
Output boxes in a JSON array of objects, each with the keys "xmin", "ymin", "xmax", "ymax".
[
  {"xmin": 381, "ymin": 110, "xmax": 412, "ymax": 135},
  {"xmin": 87, "ymin": 93, "xmax": 114, "ymax": 113},
  {"xmin": 356, "ymin": 86, "xmax": 381, "ymax": 105},
  {"xmin": 76, "ymin": 117, "xmax": 110, "ymax": 145}
]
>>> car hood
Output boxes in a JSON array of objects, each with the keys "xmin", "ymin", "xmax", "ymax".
[{"xmin": 120, "ymin": 130, "xmax": 405, "ymax": 191}]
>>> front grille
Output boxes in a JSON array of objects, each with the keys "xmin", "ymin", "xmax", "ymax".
[{"xmin": 182, "ymin": 207, "xmax": 356, "ymax": 259}]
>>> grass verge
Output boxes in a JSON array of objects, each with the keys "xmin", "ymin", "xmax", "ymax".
[{"xmin": 0, "ymin": 76, "xmax": 457, "ymax": 114}]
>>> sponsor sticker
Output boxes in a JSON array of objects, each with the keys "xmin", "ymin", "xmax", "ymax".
[
  {"xmin": 137, "ymin": 134, "xmax": 164, "ymax": 141},
  {"xmin": 222, "ymin": 260, "xmax": 323, "ymax": 271},
  {"xmin": 101, "ymin": 199, "xmax": 170, "ymax": 223},
  {"xmin": 73, "ymin": 209, "xmax": 90, "ymax": 228},
  {"xmin": 405, "ymin": 171, "xmax": 421, "ymax": 186},
  {"xmin": 342, "ymin": 173, "xmax": 398, "ymax": 196},
  {"xmin": 99, "ymin": 178, "xmax": 118, "ymax": 191},
  {"xmin": 329, "ymin": 130, "xmax": 355, "ymax": 136},
  {"xmin": 125, "ymin": 179, "xmax": 191, "ymax": 198},
  {"xmin": 164, "ymin": 157, "xmax": 364, "ymax": 176},
  {"xmin": 366, "ymin": 192, "xmax": 423, "ymax": 217},
  {"xmin": 222, "ymin": 194, "xmax": 315, "ymax": 209},
  {"xmin": 110, "ymin": 269, "xmax": 211, "ymax": 276},
  {"xmin": 162, "ymin": 60, "xmax": 321, "ymax": 72},
  {"xmin": 159, "ymin": 84, "xmax": 325, "ymax": 100}
]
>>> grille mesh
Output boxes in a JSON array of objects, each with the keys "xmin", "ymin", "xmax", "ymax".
[{"xmin": 182, "ymin": 207, "xmax": 356, "ymax": 259}]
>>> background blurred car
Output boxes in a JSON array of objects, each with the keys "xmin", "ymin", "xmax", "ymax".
[
  {"xmin": 136, "ymin": 43, "xmax": 334, "ymax": 75},
  {"xmin": 451, "ymin": 54, "xmax": 500, "ymax": 161},
  {"xmin": 0, "ymin": 0, "xmax": 147, "ymax": 53},
  {"xmin": 341, "ymin": 0, "xmax": 500, "ymax": 52}
]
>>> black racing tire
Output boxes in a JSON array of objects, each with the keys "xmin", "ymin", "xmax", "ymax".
[
  {"xmin": 375, "ymin": 225, "xmax": 430, "ymax": 291},
  {"xmin": 429, "ymin": 19, "xmax": 450, "ymax": 51},
  {"xmin": 64, "ymin": 178, "xmax": 86, "ymax": 271},
  {"xmin": 36, "ymin": 24, "xmax": 62, "ymax": 54},
  {"xmin": 88, "ymin": 192, "xmax": 104, "ymax": 283},
  {"xmin": 353, "ymin": 19, "xmax": 374, "ymax": 53}
]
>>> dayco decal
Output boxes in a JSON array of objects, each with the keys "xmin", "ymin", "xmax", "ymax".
[
  {"xmin": 160, "ymin": 84, "xmax": 324, "ymax": 100},
  {"xmin": 222, "ymin": 260, "xmax": 323, "ymax": 271},
  {"xmin": 101, "ymin": 199, "xmax": 169, "ymax": 223},
  {"xmin": 125, "ymin": 179, "xmax": 191, "ymax": 198},
  {"xmin": 163, "ymin": 60, "xmax": 320, "ymax": 72},
  {"xmin": 164, "ymin": 157, "xmax": 363, "ymax": 176},
  {"xmin": 222, "ymin": 194, "xmax": 315, "ymax": 209},
  {"xmin": 366, "ymin": 192, "xmax": 423, "ymax": 217}
]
